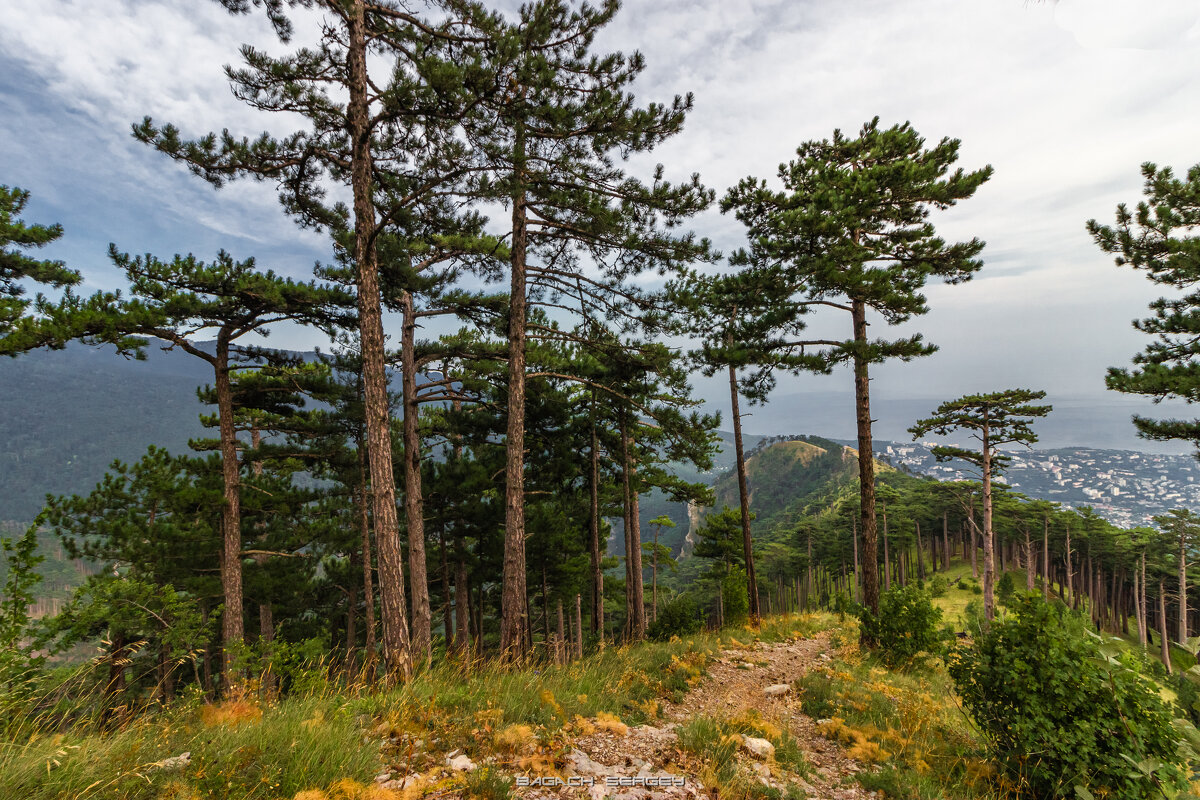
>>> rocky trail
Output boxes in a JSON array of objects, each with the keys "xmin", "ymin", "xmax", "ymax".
[{"xmin": 387, "ymin": 631, "xmax": 880, "ymax": 800}]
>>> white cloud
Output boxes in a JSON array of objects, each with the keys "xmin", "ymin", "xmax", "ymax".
[{"xmin": 2, "ymin": 0, "xmax": 1198, "ymax": 418}]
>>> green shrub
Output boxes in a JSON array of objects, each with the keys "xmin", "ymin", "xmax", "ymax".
[
  {"xmin": 466, "ymin": 766, "xmax": 513, "ymax": 799},
  {"xmin": 996, "ymin": 572, "xmax": 1015, "ymax": 605},
  {"xmin": 927, "ymin": 574, "xmax": 949, "ymax": 598},
  {"xmin": 648, "ymin": 594, "xmax": 703, "ymax": 640},
  {"xmin": 856, "ymin": 584, "xmax": 943, "ymax": 667},
  {"xmin": 721, "ymin": 567, "xmax": 750, "ymax": 627},
  {"xmin": 1171, "ymin": 671, "xmax": 1200, "ymax": 726},
  {"xmin": 970, "ymin": 584, "xmax": 982, "ymax": 595},
  {"xmin": 949, "ymin": 595, "xmax": 1190, "ymax": 799}
]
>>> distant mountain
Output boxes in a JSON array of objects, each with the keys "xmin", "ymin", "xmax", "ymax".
[
  {"xmin": 1, "ymin": 343, "xmax": 213, "ymax": 521},
  {"xmin": 627, "ymin": 435, "xmax": 883, "ymax": 560}
]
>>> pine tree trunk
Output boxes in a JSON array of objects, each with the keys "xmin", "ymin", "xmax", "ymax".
[
  {"xmin": 1160, "ymin": 580, "xmax": 1174, "ymax": 674},
  {"xmin": 439, "ymin": 527, "xmax": 453, "ymax": 651},
  {"xmin": 629, "ymin": 454, "xmax": 645, "ymax": 640},
  {"xmin": 982, "ymin": 425, "xmax": 996, "ymax": 624},
  {"xmin": 1042, "ymin": 514, "xmax": 1050, "ymax": 600},
  {"xmin": 357, "ymin": 443, "xmax": 376, "ymax": 675},
  {"xmin": 574, "ymin": 593, "xmax": 583, "ymax": 660},
  {"xmin": 620, "ymin": 414, "xmax": 634, "ymax": 639},
  {"xmin": 589, "ymin": 397, "xmax": 604, "ymax": 642},
  {"xmin": 346, "ymin": 0, "xmax": 411, "ymax": 682},
  {"xmin": 1139, "ymin": 552, "xmax": 1149, "ymax": 648},
  {"xmin": 882, "ymin": 510, "xmax": 891, "ymax": 591},
  {"xmin": 651, "ymin": 525, "xmax": 659, "ymax": 623},
  {"xmin": 1180, "ymin": 530, "xmax": 1189, "ymax": 645},
  {"xmin": 344, "ymin": 583, "xmax": 356, "ymax": 674},
  {"xmin": 213, "ymin": 335, "xmax": 244, "ymax": 687},
  {"xmin": 620, "ymin": 411, "xmax": 645, "ymax": 640},
  {"xmin": 1025, "ymin": 526, "xmax": 1035, "ymax": 592},
  {"xmin": 943, "ymin": 511, "xmax": 950, "ymax": 571},
  {"xmin": 248, "ymin": 427, "xmax": 275, "ymax": 693},
  {"xmin": 852, "ymin": 514, "xmax": 860, "ymax": 603},
  {"xmin": 851, "ymin": 298, "xmax": 880, "ymax": 622},
  {"xmin": 556, "ymin": 599, "xmax": 566, "ymax": 665},
  {"xmin": 1134, "ymin": 558, "xmax": 1146, "ymax": 646},
  {"xmin": 806, "ymin": 532, "xmax": 813, "ymax": 610},
  {"xmin": 399, "ymin": 289, "xmax": 431, "ymax": 667},
  {"xmin": 729, "ymin": 363, "xmax": 759, "ymax": 622},
  {"xmin": 970, "ymin": 508, "xmax": 979, "ymax": 580},
  {"xmin": 1065, "ymin": 525, "xmax": 1075, "ymax": 609},
  {"xmin": 915, "ymin": 520, "xmax": 925, "ymax": 580},
  {"xmin": 454, "ymin": 551, "xmax": 470, "ymax": 657},
  {"xmin": 500, "ymin": 116, "xmax": 530, "ymax": 659}
]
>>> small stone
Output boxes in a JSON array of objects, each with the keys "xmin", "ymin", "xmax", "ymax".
[
  {"xmin": 763, "ymin": 684, "xmax": 791, "ymax": 697},
  {"xmin": 740, "ymin": 736, "xmax": 775, "ymax": 760},
  {"xmin": 566, "ymin": 748, "xmax": 618, "ymax": 778},
  {"xmin": 448, "ymin": 754, "xmax": 476, "ymax": 772},
  {"xmin": 151, "ymin": 752, "xmax": 190, "ymax": 771},
  {"xmin": 373, "ymin": 771, "xmax": 391, "ymax": 784}
]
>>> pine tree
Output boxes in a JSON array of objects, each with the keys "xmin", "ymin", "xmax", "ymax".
[
  {"xmin": 0, "ymin": 185, "xmax": 138, "ymax": 356},
  {"xmin": 1152, "ymin": 509, "xmax": 1200, "ymax": 645},
  {"xmin": 1087, "ymin": 161, "xmax": 1200, "ymax": 455},
  {"xmin": 88, "ymin": 248, "xmax": 348, "ymax": 685},
  {"xmin": 670, "ymin": 266, "xmax": 827, "ymax": 623},
  {"xmin": 40, "ymin": 446, "xmax": 222, "ymax": 698},
  {"xmin": 132, "ymin": 0, "xmax": 488, "ymax": 680},
  {"xmin": 456, "ymin": 0, "xmax": 713, "ymax": 657},
  {"xmin": 909, "ymin": 389, "xmax": 1051, "ymax": 622},
  {"xmin": 0, "ymin": 185, "xmax": 77, "ymax": 339},
  {"xmin": 722, "ymin": 118, "xmax": 992, "ymax": 624}
]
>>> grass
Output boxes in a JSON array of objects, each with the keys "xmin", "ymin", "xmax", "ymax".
[
  {"xmin": 2, "ymin": 621, "xmax": 802, "ymax": 800},
  {"xmin": 675, "ymin": 713, "xmax": 809, "ymax": 800},
  {"xmin": 794, "ymin": 617, "xmax": 1002, "ymax": 800}
]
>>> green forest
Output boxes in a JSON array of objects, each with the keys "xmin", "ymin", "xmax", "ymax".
[{"xmin": 2, "ymin": 2, "xmax": 1200, "ymax": 799}]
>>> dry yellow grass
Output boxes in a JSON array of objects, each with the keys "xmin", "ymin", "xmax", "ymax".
[
  {"xmin": 199, "ymin": 698, "xmax": 263, "ymax": 727},
  {"xmin": 593, "ymin": 711, "xmax": 628, "ymax": 736},
  {"xmin": 493, "ymin": 723, "xmax": 536, "ymax": 753}
]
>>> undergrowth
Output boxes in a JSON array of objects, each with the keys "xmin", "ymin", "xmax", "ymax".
[
  {"xmin": 0, "ymin": 632, "xmax": 725, "ymax": 799},
  {"xmin": 796, "ymin": 619, "xmax": 998, "ymax": 800}
]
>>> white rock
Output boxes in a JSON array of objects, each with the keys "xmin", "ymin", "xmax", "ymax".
[
  {"xmin": 151, "ymin": 752, "xmax": 191, "ymax": 771},
  {"xmin": 373, "ymin": 771, "xmax": 391, "ymax": 784},
  {"xmin": 763, "ymin": 684, "xmax": 791, "ymax": 697},
  {"xmin": 740, "ymin": 736, "xmax": 775, "ymax": 760},
  {"xmin": 566, "ymin": 748, "xmax": 618, "ymax": 778},
  {"xmin": 448, "ymin": 754, "xmax": 477, "ymax": 772}
]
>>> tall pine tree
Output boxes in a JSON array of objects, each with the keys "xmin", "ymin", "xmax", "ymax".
[{"xmin": 722, "ymin": 118, "xmax": 992, "ymax": 624}]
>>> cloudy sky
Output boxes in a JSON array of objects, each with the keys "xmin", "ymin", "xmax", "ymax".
[{"xmin": 3, "ymin": 0, "xmax": 1199, "ymax": 448}]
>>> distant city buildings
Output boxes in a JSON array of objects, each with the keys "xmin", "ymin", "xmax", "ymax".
[{"xmin": 879, "ymin": 442, "xmax": 1199, "ymax": 528}]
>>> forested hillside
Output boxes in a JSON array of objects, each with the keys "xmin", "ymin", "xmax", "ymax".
[{"xmin": 0, "ymin": 344, "xmax": 209, "ymax": 521}]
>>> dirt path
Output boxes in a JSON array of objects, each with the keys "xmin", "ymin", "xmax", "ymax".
[{"xmin": 503, "ymin": 631, "xmax": 879, "ymax": 800}]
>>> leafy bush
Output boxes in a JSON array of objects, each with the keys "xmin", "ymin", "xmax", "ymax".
[
  {"xmin": 648, "ymin": 594, "xmax": 703, "ymax": 640},
  {"xmin": 949, "ymin": 595, "xmax": 1191, "ymax": 798},
  {"xmin": 927, "ymin": 574, "xmax": 949, "ymax": 598},
  {"xmin": 857, "ymin": 585, "xmax": 943, "ymax": 667}
]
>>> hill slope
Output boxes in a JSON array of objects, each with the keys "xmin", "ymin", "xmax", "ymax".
[{"xmin": 0, "ymin": 343, "xmax": 211, "ymax": 521}]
